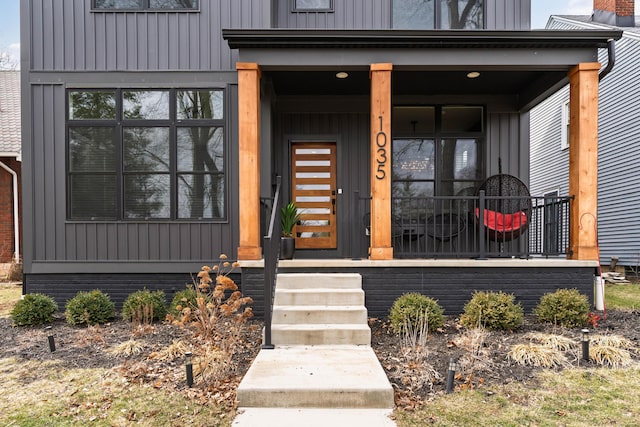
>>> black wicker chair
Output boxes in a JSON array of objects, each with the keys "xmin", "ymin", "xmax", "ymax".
[{"xmin": 475, "ymin": 174, "xmax": 531, "ymax": 242}]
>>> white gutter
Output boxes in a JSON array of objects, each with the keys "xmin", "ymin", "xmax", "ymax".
[{"xmin": 0, "ymin": 159, "xmax": 20, "ymax": 263}]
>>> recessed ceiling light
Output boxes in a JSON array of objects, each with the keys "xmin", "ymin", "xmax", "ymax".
[
  {"xmin": 467, "ymin": 71, "xmax": 481, "ymax": 79},
  {"xmin": 336, "ymin": 72, "xmax": 349, "ymax": 79}
]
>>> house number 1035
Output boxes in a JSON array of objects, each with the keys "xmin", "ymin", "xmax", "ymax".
[{"xmin": 376, "ymin": 115, "xmax": 387, "ymax": 180}]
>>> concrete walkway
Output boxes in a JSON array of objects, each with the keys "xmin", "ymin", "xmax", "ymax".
[{"xmin": 232, "ymin": 345, "xmax": 396, "ymax": 426}]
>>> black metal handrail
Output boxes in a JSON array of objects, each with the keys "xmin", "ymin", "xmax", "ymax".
[
  {"xmin": 262, "ymin": 175, "xmax": 282, "ymax": 349},
  {"xmin": 391, "ymin": 193, "xmax": 573, "ymax": 259}
]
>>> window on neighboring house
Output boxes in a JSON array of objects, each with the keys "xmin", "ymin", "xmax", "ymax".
[
  {"xmin": 93, "ymin": 0, "xmax": 199, "ymax": 10},
  {"xmin": 67, "ymin": 88, "xmax": 225, "ymax": 221},
  {"xmin": 561, "ymin": 100, "xmax": 570, "ymax": 150},
  {"xmin": 293, "ymin": 0, "xmax": 333, "ymax": 11},
  {"xmin": 392, "ymin": 105, "xmax": 484, "ymax": 202},
  {"xmin": 393, "ymin": 0, "xmax": 484, "ymax": 29}
]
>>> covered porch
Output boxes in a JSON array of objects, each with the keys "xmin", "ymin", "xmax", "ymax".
[{"xmin": 225, "ymin": 29, "xmax": 621, "ymax": 264}]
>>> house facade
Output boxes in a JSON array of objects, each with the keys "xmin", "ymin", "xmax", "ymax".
[
  {"xmin": 21, "ymin": 0, "xmax": 621, "ymax": 315},
  {"xmin": 531, "ymin": 0, "xmax": 640, "ymax": 270},
  {"xmin": 0, "ymin": 70, "xmax": 22, "ymax": 265}
]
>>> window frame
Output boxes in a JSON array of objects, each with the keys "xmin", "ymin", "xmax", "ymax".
[
  {"xmin": 392, "ymin": 0, "xmax": 485, "ymax": 30},
  {"xmin": 392, "ymin": 105, "xmax": 485, "ymax": 199},
  {"xmin": 66, "ymin": 87, "xmax": 227, "ymax": 222},
  {"xmin": 561, "ymin": 99, "xmax": 570, "ymax": 150},
  {"xmin": 91, "ymin": 0, "xmax": 200, "ymax": 12},
  {"xmin": 291, "ymin": 0, "xmax": 334, "ymax": 13}
]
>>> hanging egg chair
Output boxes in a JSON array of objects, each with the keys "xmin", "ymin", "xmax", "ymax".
[{"xmin": 475, "ymin": 173, "xmax": 531, "ymax": 242}]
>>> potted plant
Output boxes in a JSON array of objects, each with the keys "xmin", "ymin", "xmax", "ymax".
[{"xmin": 280, "ymin": 201, "xmax": 301, "ymax": 259}]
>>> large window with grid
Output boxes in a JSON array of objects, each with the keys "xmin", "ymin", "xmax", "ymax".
[
  {"xmin": 92, "ymin": 0, "xmax": 199, "ymax": 10},
  {"xmin": 67, "ymin": 88, "xmax": 225, "ymax": 221},
  {"xmin": 393, "ymin": 0, "xmax": 484, "ymax": 29},
  {"xmin": 392, "ymin": 105, "xmax": 484, "ymax": 199}
]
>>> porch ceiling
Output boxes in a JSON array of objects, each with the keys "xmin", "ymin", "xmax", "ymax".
[{"xmin": 268, "ymin": 69, "xmax": 561, "ymax": 96}]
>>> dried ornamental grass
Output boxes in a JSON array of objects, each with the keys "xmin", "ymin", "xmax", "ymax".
[
  {"xmin": 589, "ymin": 345, "xmax": 633, "ymax": 368},
  {"xmin": 109, "ymin": 339, "xmax": 146, "ymax": 357},
  {"xmin": 508, "ymin": 343, "xmax": 568, "ymax": 368},
  {"xmin": 590, "ymin": 334, "xmax": 635, "ymax": 350},
  {"xmin": 148, "ymin": 340, "xmax": 189, "ymax": 362},
  {"xmin": 525, "ymin": 332, "xmax": 578, "ymax": 352}
]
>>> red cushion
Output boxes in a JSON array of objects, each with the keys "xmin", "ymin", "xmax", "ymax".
[{"xmin": 475, "ymin": 208, "xmax": 528, "ymax": 232}]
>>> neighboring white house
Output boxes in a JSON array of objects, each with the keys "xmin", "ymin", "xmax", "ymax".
[{"xmin": 530, "ymin": 1, "xmax": 640, "ymax": 270}]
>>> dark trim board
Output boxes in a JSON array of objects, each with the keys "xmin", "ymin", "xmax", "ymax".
[
  {"xmin": 23, "ymin": 273, "xmax": 242, "ymax": 311},
  {"xmin": 241, "ymin": 265, "xmax": 598, "ymax": 317}
]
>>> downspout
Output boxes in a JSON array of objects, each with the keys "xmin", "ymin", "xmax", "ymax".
[
  {"xmin": 0, "ymin": 160, "xmax": 20, "ymax": 263},
  {"xmin": 599, "ymin": 39, "xmax": 616, "ymax": 82}
]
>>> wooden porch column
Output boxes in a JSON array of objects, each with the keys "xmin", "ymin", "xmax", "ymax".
[
  {"xmin": 369, "ymin": 63, "xmax": 393, "ymax": 260},
  {"xmin": 568, "ymin": 62, "xmax": 600, "ymax": 261},
  {"xmin": 237, "ymin": 62, "xmax": 262, "ymax": 260}
]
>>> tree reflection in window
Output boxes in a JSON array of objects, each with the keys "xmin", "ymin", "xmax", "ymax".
[
  {"xmin": 393, "ymin": 0, "xmax": 483, "ymax": 29},
  {"xmin": 67, "ymin": 88, "xmax": 225, "ymax": 221},
  {"xmin": 177, "ymin": 91, "xmax": 224, "ymax": 219}
]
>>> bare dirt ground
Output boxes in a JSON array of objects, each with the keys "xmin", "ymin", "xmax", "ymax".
[
  {"xmin": 371, "ymin": 309, "xmax": 640, "ymax": 408},
  {"xmin": 1, "ymin": 286, "xmax": 639, "ymax": 411}
]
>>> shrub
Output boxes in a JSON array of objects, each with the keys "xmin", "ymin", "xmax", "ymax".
[
  {"xmin": 168, "ymin": 286, "xmax": 200, "ymax": 317},
  {"xmin": 10, "ymin": 293, "xmax": 58, "ymax": 326},
  {"xmin": 171, "ymin": 255, "xmax": 253, "ymax": 341},
  {"xmin": 65, "ymin": 290, "xmax": 115, "ymax": 325},
  {"xmin": 122, "ymin": 289, "xmax": 167, "ymax": 324},
  {"xmin": 389, "ymin": 292, "xmax": 445, "ymax": 334},
  {"xmin": 533, "ymin": 288, "xmax": 590, "ymax": 328},
  {"xmin": 460, "ymin": 291, "xmax": 524, "ymax": 331}
]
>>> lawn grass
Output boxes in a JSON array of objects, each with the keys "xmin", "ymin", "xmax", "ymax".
[
  {"xmin": 0, "ymin": 357, "xmax": 233, "ymax": 427},
  {"xmin": 395, "ymin": 368, "xmax": 640, "ymax": 427},
  {"xmin": 605, "ymin": 283, "xmax": 640, "ymax": 310},
  {"xmin": 0, "ymin": 282, "xmax": 21, "ymax": 317}
]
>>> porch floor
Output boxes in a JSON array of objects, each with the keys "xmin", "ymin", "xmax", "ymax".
[{"xmin": 240, "ymin": 258, "xmax": 598, "ymax": 269}]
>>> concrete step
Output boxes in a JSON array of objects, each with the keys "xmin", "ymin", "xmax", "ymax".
[
  {"xmin": 272, "ymin": 305, "xmax": 368, "ymax": 324},
  {"xmin": 232, "ymin": 408, "xmax": 396, "ymax": 426},
  {"xmin": 271, "ymin": 324, "xmax": 371, "ymax": 346},
  {"xmin": 274, "ymin": 288, "xmax": 364, "ymax": 306},
  {"xmin": 276, "ymin": 273, "xmax": 362, "ymax": 289},
  {"xmin": 236, "ymin": 346, "xmax": 394, "ymax": 409}
]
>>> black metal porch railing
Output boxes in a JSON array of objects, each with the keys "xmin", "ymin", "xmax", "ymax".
[
  {"xmin": 390, "ymin": 192, "xmax": 572, "ymax": 259},
  {"xmin": 261, "ymin": 176, "xmax": 282, "ymax": 349}
]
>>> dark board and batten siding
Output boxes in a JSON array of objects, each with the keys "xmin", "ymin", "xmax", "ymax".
[
  {"xmin": 274, "ymin": 0, "xmax": 390, "ymax": 29},
  {"xmin": 485, "ymin": 0, "xmax": 530, "ymax": 30},
  {"xmin": 241, "ymin": 266, "xmax": 596, "ymax": 318},
  {"xmin": 28, "ymin": 0, "xmax": 270, "ymax": 72},
  {"xmin": 274, "ymin": 0, "xmax": 530, "ymax": 30}
]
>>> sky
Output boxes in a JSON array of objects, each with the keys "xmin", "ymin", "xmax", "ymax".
[{"xmin": 1, "ymin": 0, "xmax": 639, "ymax": 68}]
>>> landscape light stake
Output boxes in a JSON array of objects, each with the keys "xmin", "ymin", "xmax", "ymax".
[
  {"xmin": 446, "ymin": 357, "xmax": 457, "ymax": 393},
  {"xmin": 45, "ymin": 326, "xmax": 56, "ymax": 352},
  {"xmin": 185, "ymin": 352, "xmax": 194, "ymax": 387},
  {"xmin": 581, "ymin": 329, "xmax": 590, "ymax": 362}
]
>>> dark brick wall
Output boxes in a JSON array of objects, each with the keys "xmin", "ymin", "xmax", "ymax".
[
  {"xmin": 24, "ymin": 272, "xmax": 242, "ymax": 311},
  {"xmin": 241, "ymin": 266, "xmax": 597, "ymax": 318},
  {"xmin": 24, "ymin": 266, "xmax": 596, "ymax": 318}
]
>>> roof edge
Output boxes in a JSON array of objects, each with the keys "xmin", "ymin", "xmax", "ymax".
[{"xmin": 223, "ymin": 29, "xmax": 623, "ymax": 49}]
